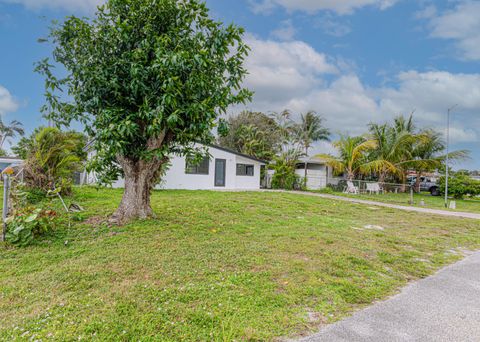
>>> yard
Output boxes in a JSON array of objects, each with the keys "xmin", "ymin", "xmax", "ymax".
[
  {"xmin": 323, "ymin": 190, "xmax": 480, "ymax": 214},
  {"xmin": 1, "ymin": 187, "xmax": 480, "ymax": 341}
]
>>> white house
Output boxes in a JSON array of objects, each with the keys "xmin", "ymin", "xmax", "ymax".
[
  {"xmin": 0, "ymin": 156, "xmax": 24, "ymax": 172},
  {"xmin": 83, "ymin": 144, "xmax": 266, "ymax": 190},
  {"xmin": 295, "ymin": 156, "xmax": 332, "ymax": 190}
]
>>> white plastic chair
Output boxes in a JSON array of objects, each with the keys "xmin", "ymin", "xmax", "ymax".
[
  {"xmin": 344, "ymin": 181, "xmax": 359, "ymax": 194},
  {"xmin": 366, "ymin": 182, "xmax": 383, "ymax": 194}
]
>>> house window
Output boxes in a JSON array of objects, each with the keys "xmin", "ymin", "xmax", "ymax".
[
  {"xmin": 236, "ymin": 164, "xmax": 254, "ymax": 176},
  {"xmin": 185, "ymin": 157, "xmax": 210, "ymax": 175}
]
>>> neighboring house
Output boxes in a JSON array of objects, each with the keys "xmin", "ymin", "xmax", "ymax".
[
  {"xmin": 295, "ymin": 156, "xmax": 332, "ymax": 190},
  {"xmin": 0, "ymin": 156, "xmax": 23, "ymax": 173},
  {"xmin": 82, "ymin": 144, "xmax": 266, "ymax": 190}
]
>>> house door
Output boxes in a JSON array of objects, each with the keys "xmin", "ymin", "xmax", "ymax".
[{"xmin": 214, "ymin": 159, "xmax": 226, "ymax": 187}]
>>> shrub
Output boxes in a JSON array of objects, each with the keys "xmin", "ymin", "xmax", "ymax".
[
  {"xmin": 317, "ymin": 187, "xmax": 336, "ymax": 194},
  {"xmin": 22, "ymin": 127, "xmax": 86, "ymax": 195},
  {"xmin": 5, "ymin": 206, "xmax": 57, "ymax": 246},
  {"xmin": 4, "ymin": 177, "xmax": 58, "ymax": 247},
  {"xmin": 24, "ymin": 188, "xmax": 47, "ymax": 204},
  {"xmin": 438, "ymin": 175, "xmax": 480, "ymax": 199},
  {"xmin": 269, "ymin": 148, "xmax": 304, "ymax": 191},
  {"xmin": 271, "ymin": 161, "xmax": 300, "ymax": 190}
]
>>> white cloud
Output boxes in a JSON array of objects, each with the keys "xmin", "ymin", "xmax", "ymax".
[
  {"xmin": 378, "ymin": 70, "xmax": 480, "ymax": 143},
  {"xmin": 244, "ymin": 36, "xmax": 337, "ymax": 105},
  {"xmin": 315, "ymin": 16, "xmax": 351, "ymax": 37},
  {"xmin": 239, "ymin": 38, "xmax": 480, "ymax": 149},
  {"xmin": 427, "ymin": 1, "xmax": 480, "ymax": 61},
  {"xmin": 285, "ymin": 75, "xmax": 381, "ymax": 135},
  {"xmin": 414, "ymin": 4, "xmax": 437, "ymax": 20},
  {"xmin": 1, "ymin": 0, "xmax": 103, "ymax": 12},
  {"xmin": 271, "ymin": 19, "xmax": 296, "ymax": 41},
  {"xmin": 250, "ymin": 0, "xmax": 400, "ymax": 15},
  {"xmin": 446, "ymin": 127, "xmax": 478, "ymax": 144},
  {"xmin": 0, "ymin": 85, "xmax": 19, "ymax": 116}
]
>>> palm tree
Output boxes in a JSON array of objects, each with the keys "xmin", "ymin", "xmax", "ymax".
[
  {"xmin": 393, "ymin": 114, "xmax": 415, "ymax": 134},
  {"xmin": 407, "ymin": 129, "xmax": 469, "ymax": 191},
  {"xmin": 316, "ymin": 135, "xmax": 382, "ymax": 181},
  {"xmin": 295, "ymin": 111, "xmax": 330, "ymax": 178},
  {"xmin": 297, "ymin": 111, "xmax": 330, "ymax": 155},
  {"xmin": 369, "ymin": 115, "xmax": 468, "ymax": 190},
  {"xmin": 367, "ymin": 122, "xmax": 414, "ymax": 183},
  {"xmin": 24, "ymin": 127, "xmax": 84, "ymax": 193},
  {"xmin": 0, "ymin": 118, "xmax": 24, "ymax": 150}
]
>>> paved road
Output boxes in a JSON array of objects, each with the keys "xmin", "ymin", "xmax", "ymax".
[
  {"xmin": 282, "ymin": 191, "xmax": 480, "ymax": 220},
  {"xmin": 298, "ymin": 251, "xmax": 480, "ymax": 342}
]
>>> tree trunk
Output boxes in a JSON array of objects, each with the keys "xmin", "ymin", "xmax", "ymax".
[
  {"xmin": 110, "ymin": 155, "xmax": 166, "ymax": 225},
  {"xmin": 415, "ymin": 172, "xmax": 422, "ymax": 193},
  {"xmin": 111, "ymin": 167, "xmax": 154, "ymax": 224},
  {"xmin": 400, "ymin": 171, "xmax": 408, "ymax": 193},
  {"xmin": 378, "ymin": 171, "xmax": 386, "ymax": 184},
  {"xmin": 347, "ymin": 171, "xmax": 354, "ymax": 181},
  {"xmin": 304, "ymin": 147, "xmax": 308, "ymax": 180},
  {"xmin": 109, "ymin": 131, "xmax": 170, "ymax": 225}
]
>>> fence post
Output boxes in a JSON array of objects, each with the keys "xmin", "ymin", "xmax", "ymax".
[{"xmin": 2, "ymin": 174, "xmax": 10, "ymax": 242}]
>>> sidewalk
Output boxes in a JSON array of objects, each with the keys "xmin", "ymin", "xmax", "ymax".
[
  {"xmin": 298, "ymin": 251, "xmax": 480, "ymax": 342},
  {"xmin": 280, "ymin": 191, "xmax": 480, "ymax": 220}
]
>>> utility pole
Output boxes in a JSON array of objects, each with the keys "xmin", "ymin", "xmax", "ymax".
[{"xmin": 445, "ymin": 104, "xmax": 458, "ymax": 208}]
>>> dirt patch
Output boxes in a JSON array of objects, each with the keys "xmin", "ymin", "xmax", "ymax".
[{"xmin": 84, "ymin": 215, "xmax": 109, "ymax": 227}]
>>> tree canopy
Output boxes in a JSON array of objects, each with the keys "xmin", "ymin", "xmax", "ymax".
[
  {"xmin": 37, "ymin": 0, "xmax": 251, "ymax": 222},
  {"xmin": 218, "ymin": 111, "xmax": 281, "ymax": 161}
]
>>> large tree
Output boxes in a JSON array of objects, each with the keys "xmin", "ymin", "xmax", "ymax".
[
  {"xmin": 37, "ymin": 0, "xmax": 251, "ymax": 223},
  {"xmin": 294, "ymin": 111, "xmax": 330, "ymax": 178},
  {"xmin": 367, "ymin": 121, "xmax": 413, "ymax": 183},
  {"xmin": 218, "ymin": 111, "xmax": 281, "ymax": 161},
  {"xmin": 409, "ymin": 129, "xmax": 468, "ymax": 192},
  {"xmin": 316, "ymin": 135, "xmax": 380, "ymax": 181}
]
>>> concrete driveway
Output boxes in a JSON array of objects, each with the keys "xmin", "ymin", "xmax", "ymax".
[{"xmin": 298, "ymin": 251, "xmax": 480, "ymax": 342}]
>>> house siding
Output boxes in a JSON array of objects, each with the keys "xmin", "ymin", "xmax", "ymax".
[
  {"xmin": 295, "ymin": 164, "xmax": 330, "ymax": 190},
  {"xmin": 85, "ymin": 145, "xmax": 264, "ymax": 190}
]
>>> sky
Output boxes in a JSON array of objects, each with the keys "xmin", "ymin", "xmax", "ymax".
[{"xmin": 0, "ymin": 0, "xmax": 479, "ymax": 169}]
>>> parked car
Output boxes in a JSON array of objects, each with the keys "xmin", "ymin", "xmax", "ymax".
[{"xmin": 408, "ymin": 176, "xmax": 440, "ymax": 196}]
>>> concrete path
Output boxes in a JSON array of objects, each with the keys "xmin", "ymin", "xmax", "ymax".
[
  {"xmin": 298, "ymin": 251, "xmax": 480, "ymax": 342},
  {"xmin": 281, "ymin": 191, "xmax": 480, "ymax": 220}
]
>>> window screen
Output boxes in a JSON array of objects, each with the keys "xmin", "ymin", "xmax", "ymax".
[
  {"xmin": 185, "ymin": 157, "xmax": 210, "ymax": 175},
  {"xmin": 236, "ymin": 164, "xmax": 254, "ymax": 176}
]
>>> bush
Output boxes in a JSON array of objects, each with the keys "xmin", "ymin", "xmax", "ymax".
[
  {"xmin": 4, "ymin": 178, "xmax": 59, "ymax": 247},
  {"xmin": 22, "ymin": 127, "xmax": 86, "ymax": 195},
  {"xmin": 438, "ymin": 175, "xmax": 480, "ymax": 199},
  {"xmin": 270, "ymin": 162, "xmax": 300, "ymax": 190},
  {"xmin": 316, "ymin": 187, "xmax": 336, "ymax": 194},
  {"xmin": 24, "ymin": 188, "xmax": 47, "ymax": 204},
  {"xmin": 5, "ymin": 206, "xmax": 57, "ymax": 246}
]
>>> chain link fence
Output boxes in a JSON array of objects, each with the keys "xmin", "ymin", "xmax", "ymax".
[{"xmin": 320, "ymin": 177, "xmax": 413, "ymax": 194}]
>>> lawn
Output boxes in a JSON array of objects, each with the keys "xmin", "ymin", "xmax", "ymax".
[
  {"xmin": 320, "ymin": 190, "xmax": 480, "ymax": 214},
  {"xmin": 1, "ymin": 187, "xmax": 480, "ymax": 341}
]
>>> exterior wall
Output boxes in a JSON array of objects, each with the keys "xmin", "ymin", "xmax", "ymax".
[
  {"xmin": 159, "ymin": 149, "xmax": 263, "ymax": 190},
  {"xmin": 160, "ymin": 147, "xmax": 235, "ymax": 190},
  {"xmin": 296, "ymin": 164, "xmax": 328, "ymax": 190},
  {"xmin": 0, "ymin": 158, "xmax": 23, "ymax": 172},
  {"xmin": 234, "ymin": 156, "xmax": 263, "ymax": 190},
  {"xmin": 84, "ymin": 146, "xmax": 264, "ymax": 190}
]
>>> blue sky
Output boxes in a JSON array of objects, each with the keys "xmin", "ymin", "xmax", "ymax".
[{"xmin": 0, "ymin": 0, "xmax": 479, "ymax": 169}]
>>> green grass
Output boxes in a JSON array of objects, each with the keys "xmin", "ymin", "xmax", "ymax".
[
  {"xmin": 1, "ymin": 187, "xmax": 480, "ymax": 341},
  {"xmin": 317, "ymin": 190, "xmax": 480, "ymax": 214}
]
